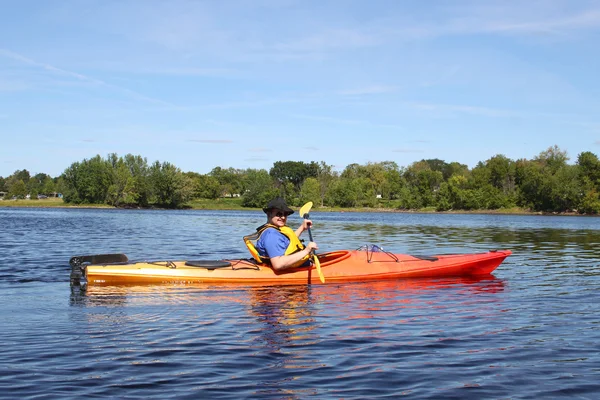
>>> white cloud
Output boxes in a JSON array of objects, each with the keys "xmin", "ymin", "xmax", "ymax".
[
  {"xmin": 0, "ymin": 48, "xmax": 174, "ymax": 105},
  {"xmin": 187, "ymin": 139, "xmax": 233, "ymax": 144},
  {"xmin": 408, "ymin": 102, "xmax": 523, "ymax": 118}
]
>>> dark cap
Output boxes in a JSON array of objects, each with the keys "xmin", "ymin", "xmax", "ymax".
[{"xmin": 263, "ymin": 197, "xmax": 294, "ymax": 215}]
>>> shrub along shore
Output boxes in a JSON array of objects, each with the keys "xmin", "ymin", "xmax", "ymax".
[
  {"xmin": 2, "ymin": 145, "xmax": 599, "ymax": 215},
  {"xmin": 0, "ymin": 196, "xmax": 578, "ymax": 216}
]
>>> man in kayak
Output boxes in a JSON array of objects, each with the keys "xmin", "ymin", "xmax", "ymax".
[{"xmin": 245, "ymin": 197, "xmax": 318, "ymax": 271}]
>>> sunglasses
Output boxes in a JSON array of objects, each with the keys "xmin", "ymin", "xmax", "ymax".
[{"xmin": 273, "ymin": 211, "xmax": 289, "ymax": 218}]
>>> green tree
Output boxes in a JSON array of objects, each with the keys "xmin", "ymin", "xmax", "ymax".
[
  {"xmin": 123, "ymin": 154, "xmax": 150, "ymax": 206},
  {"xmin": 576, "ymin": 152, "xmax": 600, "ymax": 214},
  {"xmin": 7, "ymin": 179, "xmax": 27, "ymax": 199},
  {"xmin": 339, "ymin": 162, "xmax": 395, "ymax": 203},
  {"xmin": 516, "ymin": 146, "xmax": 576, "ymax": 212},
  {"xmin": 106, "ymin": 156, "xmax": 135, "ymax": 206},
  {"xmin": 241, "ymin": 169, "xmax": 278, "ymax": 208},
  {"xmin": 299, "ymin": 177, "xmax": 321, "ymax": 206},
  {"xmin": 436, "ymin": 175, "xmax": 470, "ymax": 211},
  {"xmin": 396, "ymin": 185, "xmax": 423, "ymax": 210},
  {"xmin": 381, "ymin": 162, "xmax": 404, "ymax": 200},
  {"xmin": 5, "ymin": 170, "xmax": 30, "ymax": 195},
  {"xmin": 149, "ymin": 161, "xmax": 193, "ymax": 208},
  {"xmin": 404, "ymin": 161, "xmax": 444, "ymax": 207},
  {"xmin": 61, "ymin": 155, "xmax": 112, "ymax": 204},
  {"xmin": 270, "ymin": 161, "xmax": 318, "ymax": 196},
  {"xmin": 27, "ymin": 173, "xmax": 52, "ymax": 195},
  {"xmin": 209, "ymin": 166, "xmax": 243, "ymax": 197},
  {"xmin": 579, "ymin": 189, "xmax": 600, "ymax": 214},
  {"xmin": 446, "ymin": 162, "xmax": 470, "ymax": 180},
  {"xmin": 486, "ymin": 154, "xmax": 516, "ymax": 194},
  {"xmin": 327, "ymin": 177, "xmax": 376, "ymax": 207},
  {"xmin": 316, "ymin": 161, "xmax": 336, "ymax": 206},
  {"xmin": 577, "ymin": 151, "xmax": 600, "ymax": 189},
  {"xmin": 535, "ymin": 145, "xmax": 569, "ymax": 174},
  {"xmin": 362, "ymin": 163, "xmax": 388, "ymax": 199},
  {"xmin": 186, "ymin": 172, "xmax": 221, "ymax": 199},
  {"xmin": 55, "ymin": 176, "xmax": 67, "ymax": 198},
  {"xmin": 42, "ymin": 178, "xmax": 56, "ymax": 196}
]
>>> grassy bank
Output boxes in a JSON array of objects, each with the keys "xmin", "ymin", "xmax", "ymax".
[
  {"xmin": 0, "ymin": 197, "xmax": 546, "ymax": 215},
  {"xmin": 0, "ymin": 198, "xmax": 113, "ymax": 208}
]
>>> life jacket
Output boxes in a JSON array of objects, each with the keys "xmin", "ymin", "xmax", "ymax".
[{"xmin": 243, "ymin": 224, "xmax": 309, "ymax": 268}]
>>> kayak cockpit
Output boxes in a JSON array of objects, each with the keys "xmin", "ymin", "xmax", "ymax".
[{"xmin": 316, "ymin": 250, "xmax": 351, "ymax": 265}]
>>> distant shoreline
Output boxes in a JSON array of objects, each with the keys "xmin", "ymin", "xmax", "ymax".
[{"xmin": 0, "ymin": 198, "xmax": 592, "ymax": 216}]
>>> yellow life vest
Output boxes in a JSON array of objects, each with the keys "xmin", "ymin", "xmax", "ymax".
[{"xmin": 243, "ymin": 224, "xmax": 309, "ymax": 268}]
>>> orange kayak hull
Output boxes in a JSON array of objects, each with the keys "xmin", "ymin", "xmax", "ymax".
[{"xmin": 82, "ymin": 249, "xmax": 512, "ymax": 286}]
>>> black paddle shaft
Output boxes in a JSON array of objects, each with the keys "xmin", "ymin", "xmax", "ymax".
[{"xmin": 303, "ymin": 213, "xmax": 314, "ymax": 242}]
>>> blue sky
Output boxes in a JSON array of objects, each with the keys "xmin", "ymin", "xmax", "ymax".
[{"xmin": 1, "ymin": 0, "xmax": 600, "ymax": 177}]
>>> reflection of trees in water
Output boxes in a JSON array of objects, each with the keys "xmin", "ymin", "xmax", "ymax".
[{"xmin": 317, "ymin": 222, "xmax": 600, "ymax": 259}]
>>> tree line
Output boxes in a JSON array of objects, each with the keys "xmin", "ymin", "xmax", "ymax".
[{"xmin": 1, "ymin": 145, "xmax": 600, "ymax": 214}]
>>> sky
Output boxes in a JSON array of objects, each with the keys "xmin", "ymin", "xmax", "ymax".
[{"xmin": 1, "ymin": 0, "xmax": 600, "ymax": 178}]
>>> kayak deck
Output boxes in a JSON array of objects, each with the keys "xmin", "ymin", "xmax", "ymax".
[{"xmin": 72, "ymin": 248, "xmax": 512, "ymax": 286}]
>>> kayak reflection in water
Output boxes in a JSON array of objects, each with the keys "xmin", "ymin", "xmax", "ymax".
[{"xmin": 244, "ymin": 197, "xmax": 318, "ymax": 272}]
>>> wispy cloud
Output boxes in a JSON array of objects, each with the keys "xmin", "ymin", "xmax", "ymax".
[
  {"xmin": 249, "ymin": 147, "xmax": 271, "ymax": 153},
  {"xmin": 408, "ymin": 102, "xmax": 522, "ymax": 118},
  {"xmin": 272, "ymin": 28, "xmax": 379, "ymax": 53},
  {"xmin": 187, "ymin": 139, "xmax": 233, "ymax": 144},
  {"xmin": 392, "ymin": 148, "xmax": 424, "ymax": 153},
  {"xmin": 392, "ymin": 3, "xmax": 600, "ymax": 40},
  {"xmin": 0, "ymin": 48, "xmax": 174, "ymax": 106},
  {"xmin": 483, "ymin": 8, "xmax": 600, "ymax": 35},
  {"xmin": 132, "ymin": 66, "xmax": 242, "ymax": 78},
  {"xmin": 303, "ymin": 146, "xmax": 319, "ymax": 151},
  {"xmin": 290, "ymin": 112, "xmax": 405, "ymax": 130}
]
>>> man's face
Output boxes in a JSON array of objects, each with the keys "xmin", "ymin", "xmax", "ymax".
[{"xmin": 268, "ymin": 209, "xmax": 288, "ymax": 227}]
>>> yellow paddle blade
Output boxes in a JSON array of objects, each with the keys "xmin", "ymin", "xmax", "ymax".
[
  {"xmin": 314, "ymin": 254, "xmax": 325, "ymax": 283},
  {"xmin": 299, "ymin": 201, "xmax": 313, "ymax": 218}
]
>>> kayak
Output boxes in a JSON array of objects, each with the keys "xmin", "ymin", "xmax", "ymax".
[{"xmin": 70, "ymin": 246, "xmax": 511, "ymax": 287}]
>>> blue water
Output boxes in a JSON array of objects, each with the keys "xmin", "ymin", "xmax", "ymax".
[{"xmin": 1, "ymin": 208, "xmax": 599, "ymax": 399}]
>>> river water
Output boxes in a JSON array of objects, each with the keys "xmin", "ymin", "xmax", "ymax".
[{"xmin": 0, "ymin": 208, "xmax": 599, "ymax": 399}]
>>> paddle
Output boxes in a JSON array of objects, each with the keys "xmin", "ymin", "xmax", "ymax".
[
  {"xmin": 69, "ymin": 253, "xmax": 129, "ymax": 267},
  {"xmin": 299, "ymin": 201, "xmax": 324, "ymax": 283},
  {"xmin": 69, "ymin": 253, "xmax": 129, "ymax": 287}
]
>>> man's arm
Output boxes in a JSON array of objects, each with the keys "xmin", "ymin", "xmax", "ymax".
[
  {"xmin": 270, "ymin": 242, "xmax": 318, "ymax": 271},
  {"xmin": 294, "ymin": 218, "xmax": 312, "ymax": 238}
]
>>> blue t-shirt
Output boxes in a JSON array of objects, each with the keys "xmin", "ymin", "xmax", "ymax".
[{"xmin": 257, "ymin": 228, "xmax": 290, "ymax": 259}]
